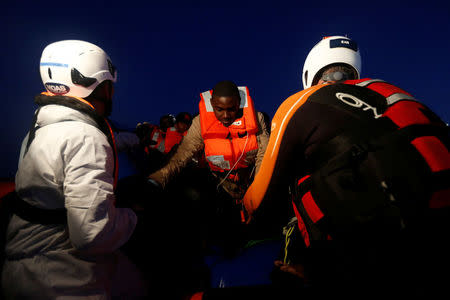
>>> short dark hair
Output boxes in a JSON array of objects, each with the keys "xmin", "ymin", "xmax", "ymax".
[
  {"xmin": 212, "ymin": 80, "xmax": 240, "ymax": 99},
  {"xmin": 312, "ymin": 63, "xmax": 358, "ymax": 86},
  {"xmin": 176, "ymin": 112, "xmax": 192, "ymax": 125},
  {"xmin": 159, "ymin": 114, "xmax": 175, "ymax": 130}
]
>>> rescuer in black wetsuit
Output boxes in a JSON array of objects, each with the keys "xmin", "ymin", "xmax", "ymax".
[{"xmin": 241, "ymin": 35, "xmax": 450, "ymax": 296}]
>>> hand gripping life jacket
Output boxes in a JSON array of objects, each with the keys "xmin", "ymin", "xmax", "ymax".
[
  {"xmin": 199, "ymin": 86, "xmax": 259, "ymax": 173},
  {"xmin": 292, "ymin": 79, "xmax": 450, "ymax": 247}
]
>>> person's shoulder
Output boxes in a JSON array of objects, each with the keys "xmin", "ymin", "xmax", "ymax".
[
  {"xmin": 183, "ymin": 115, "xmax": 202, "ymax": 140},
  {"xmin": 282, "ymin": 85, "xmax": 325, "ymax": 105},
  {"xmin": 190, "ymin": 115, "xmax": 201, "ymax": 129},
  {"xmin": 53, "ymin": 119, "xmax": 109, "ymax": 146}
]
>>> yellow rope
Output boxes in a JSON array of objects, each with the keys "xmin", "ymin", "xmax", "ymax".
[{"xmin": 283, "ymin": 225, "xmax": 295, "ymax": 264}]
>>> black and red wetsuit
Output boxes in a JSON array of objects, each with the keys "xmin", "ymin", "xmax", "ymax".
[{"xmin": 243, "ymin": 79, "xmax": 449, "ymax": 292}]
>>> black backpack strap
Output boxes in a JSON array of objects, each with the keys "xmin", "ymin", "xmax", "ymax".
[
  {"xmin": 9, "ymin": 191, "xmax": 67, "ymax": 225},
  {"xmin": 24, "ymin": 108, "xmax": 42, "ymax": 156}
]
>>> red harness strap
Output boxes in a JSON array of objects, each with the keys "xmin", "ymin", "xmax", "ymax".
[{"xmin": 354, "ymin": 79, "xmax": 450, "ymax": 209}]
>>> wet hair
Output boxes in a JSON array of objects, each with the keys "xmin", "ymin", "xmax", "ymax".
[
  {"xmin": 212, "ymin": 80, "xmax": 240, "ymax": 99},
  {"xmin": 312, "ymin": 63, "xmax": 358, "ymax": 86}
]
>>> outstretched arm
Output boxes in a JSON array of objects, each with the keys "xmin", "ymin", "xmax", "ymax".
[{"xmin": 148, "ymin": 116, "xmax": 204, "ymax": 188}]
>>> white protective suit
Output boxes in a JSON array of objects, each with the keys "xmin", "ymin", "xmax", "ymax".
[{"xmin": 2, "ymin": 100, "xmax": 144, "ymax": 299}]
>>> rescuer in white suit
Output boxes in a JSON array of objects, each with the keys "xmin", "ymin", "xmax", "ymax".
[{"xmin": 1, "ymin": 40, "xmax": 145, "ymax": 299}]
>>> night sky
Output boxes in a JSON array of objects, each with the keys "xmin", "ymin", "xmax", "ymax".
[{"xmin": 1, "ymin": 0, "xmax": 449, "ymax": 178}]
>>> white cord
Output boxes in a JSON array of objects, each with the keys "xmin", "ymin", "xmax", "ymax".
[{"xmin": 216, "ymin": 132, "xmax": 249, "ymax": 190}]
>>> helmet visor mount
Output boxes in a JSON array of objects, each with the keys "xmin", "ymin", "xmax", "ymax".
[
  {"xmin": 320, "ymin": 71, "xmax": 350, "ymax": 83},
  {"xmin": 312, "ymin": 63, "xmax": 358, "ymax": 86},
  {"xmin": 70, "ymin": 58, "xmax": 117, "ymax": 88},
  {"xmin": 71, "ymin": 68, "xmax": 97, "ymax": 87}
]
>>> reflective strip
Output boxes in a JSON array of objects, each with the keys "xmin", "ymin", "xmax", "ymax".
[
  {"xmin": 201, "ymin": 86, "xmax": 249, "ymax": 112},
  {"xmin": 152, "ymin": 131, "xmax": 159, "ymax": 141},
  {"xmin": 40, "ymin": 62, "xmax": 69, "ymax": 68},
  {"xmin": 201, "ymin": 91, "xmax": 214, "ymax": 112},
  {"xmin": 386, "ymin": 93, "xmax": 418, "ymax": 105},
  {"xmin": 355, "ymin": 79, "xmax": 385, "ymax": 87},
  {"xmin": 157, "ymin": 139, "xmax": 165, "ymax": 153},
  {"xmin": 238, "ymin": 87, "xmax": 249, "ymax": 108}
]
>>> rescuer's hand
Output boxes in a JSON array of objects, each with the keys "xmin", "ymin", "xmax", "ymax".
[{"xmin": 274, "ymin": 261, "xmax": 306, "ymax": 280}]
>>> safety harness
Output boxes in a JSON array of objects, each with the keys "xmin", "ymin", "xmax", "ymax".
[{"xmin": 292, "ymin": 80, "xmax": 450, "ymax": 246}]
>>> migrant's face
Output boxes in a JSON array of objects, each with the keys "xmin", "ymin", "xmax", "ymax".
[{"xmin": 211, "ymin": 95, "xmax": 240, "ymax": 127}]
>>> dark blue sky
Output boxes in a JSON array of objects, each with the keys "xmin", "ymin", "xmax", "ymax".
[{"xmin": 1, "ymin": 1, "xmax": 449, "ymax": 178}]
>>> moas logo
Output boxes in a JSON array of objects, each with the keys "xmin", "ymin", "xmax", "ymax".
[
  {"xmin": 45, "ymin": 83, "xmax": 70, "ymax": 95},
  {"xmin": 335, "ymin": 92, "xmax": 382, "ymax": 119}
]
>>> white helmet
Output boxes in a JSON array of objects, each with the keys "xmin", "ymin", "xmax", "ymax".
[
  {"xmin": 302, "ymin": 36, "xmax": 361, "ymax": 89},
  {"xmin": 39, "ymin": 40, "xmax": 117, "ymax": 98}
]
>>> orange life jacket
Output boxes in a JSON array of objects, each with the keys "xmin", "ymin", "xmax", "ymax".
[
  {"xmin": 199, "ymin": 86, "xmax": 259, "ymax": 172},
  {"xmin": 164, "ymin": 127, "xmax": 184, "ymax": 153},
  {"xmin": 147, "ymin": 126, "xmax": 165, "ymax": 153}
]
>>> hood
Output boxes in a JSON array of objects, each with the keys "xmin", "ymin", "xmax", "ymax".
[
  {"xmin": 35, "ymin": 104, "xmax": 98, "ymax": 129},
  {"xmin": 33, "ymin": 93, "xmax": 111, "ymax": 137}
]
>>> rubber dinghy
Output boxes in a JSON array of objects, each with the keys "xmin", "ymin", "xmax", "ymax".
[{"xmin": 204, "ymin": 239, "xmax": 283, "ymax": 288}]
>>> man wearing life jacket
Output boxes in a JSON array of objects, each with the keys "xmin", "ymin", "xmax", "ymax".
[
  {"xmin": 148, "ymin": 80, "xmax": 270, "ymax": 251},
  {"xmin": 1, "ymin": 40, "xmax": 146, "ymax": 299},
  {"xmin": 241, "ymin": 36, "xmax": 450, "ymax": 294}
]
